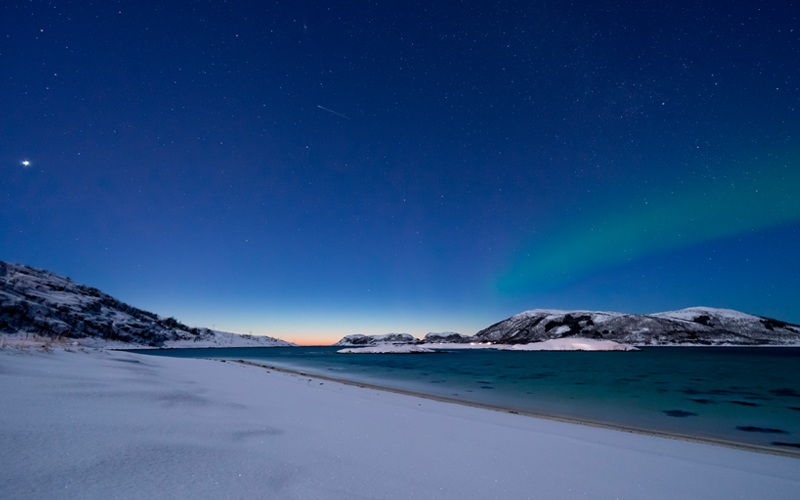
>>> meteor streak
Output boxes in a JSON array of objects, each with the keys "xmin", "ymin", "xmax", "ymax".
[{"xmin": 317, "ymin": 105, "xmax": 350, "ymax": 119}]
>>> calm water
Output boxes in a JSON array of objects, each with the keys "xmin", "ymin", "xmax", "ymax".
[{"xmin": 133, "ymin": 346, "xmax": 800, "ymax": 456}]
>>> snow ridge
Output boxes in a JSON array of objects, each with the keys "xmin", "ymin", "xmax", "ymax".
[
  {"xmin": 333, "ymin": 333, "xmax": 419, "ymax": 346},
  {"xmin": 475, "ymin": 308, "xmax": 800, "ymax": 346},
  {"xmin": 333, "ymin": 308, "xmax": 800, "ymax": 347},
  {"xmin": 422, "ymin": 332, "xmax": 473, "ymax": 343},
  {"xmin": 0, "ymin": 261, "xmax": 294, "ymax": 348}
]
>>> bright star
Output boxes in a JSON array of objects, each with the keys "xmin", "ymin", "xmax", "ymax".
[{"xmin": 22, "ymin": 160, "xmax": 30, "ymax": 167}]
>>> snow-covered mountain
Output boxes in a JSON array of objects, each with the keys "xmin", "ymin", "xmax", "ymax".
[
  {"xmin": 422, "ymin": 332, "xmax": 472, "ymax": 343},
  {"xmin": 474, "ymin": 307, "xmax": 800, "ymax": 346},
  {"xmin": 333, "ymin": 333, "xmax": 419, "ymax": 346},
  {"xmin": 0, "ymin": 261, "xmax": 294, "ymax": 348},
  {"xmin": 334, "ymin": 332, "xmax": 473, "ymax": 346}
]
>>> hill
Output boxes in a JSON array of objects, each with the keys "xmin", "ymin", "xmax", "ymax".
[{"xmin": 0, "ymin": 261, "xmax": 293, "ymax": 348}]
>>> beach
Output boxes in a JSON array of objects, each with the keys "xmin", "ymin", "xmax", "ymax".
[{"xmin": 1, "ymin": 346, "xmax": 798, "ymax": 499}]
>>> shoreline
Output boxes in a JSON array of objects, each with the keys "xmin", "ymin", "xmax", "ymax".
[
  {"xmin": 230, "ymin": 358, "xmax": 800, "ymax": 460},
  {"xmin": 122, "ymin": 342, "xmax": 800, "ymax": 349},
  {"xmin": 3, "ymin": 346, "xmax": 799, "ymax": 499}
]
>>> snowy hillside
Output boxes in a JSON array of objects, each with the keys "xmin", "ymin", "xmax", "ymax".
[
  {"xmin": 422, "ymin": 332, "xmax": 472, "ymax": 343},
  {"xmin": 333, "ymin": 333, "xmax": 419, "ymax": 346},
  {"xmin": 475, "ymin": 307, "xmax": 800, "ymax": 346},
  {"xmin": 334, "ymin": 332, "xmax": 473, "ymax": 346},
  {"xmin": 0, "ymin": 261, "xmax": 294, "ymax": 348},
  {"xmin": 333, "ymin": 306, "xmax": 800, "ymax": 348}
]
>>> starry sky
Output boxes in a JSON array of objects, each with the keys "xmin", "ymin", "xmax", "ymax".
[{"xmin": 2, "ymin": 1, "xmax": 799, "ymax": 344}]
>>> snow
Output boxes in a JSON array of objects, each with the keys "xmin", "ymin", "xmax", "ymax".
[
  {"xmin": 1, "ymin": 261, "xmax": 295, "ymax": 348},
  {"xmin": 1, "ymin": 345, "xmax": 797, "ymax": 499},
  {"xmin": 653, "ymin": 306, "xmax": 761, "ymax": 322},
  {"xmin": 339, "ymin": 342, "xmax": 496, "ymax": 352},
  {"xmin": 477, "ymin": 306, "xmax": 800, "ymax": 345},
  {"xmin": 552, "ymin": 325, "xmax": 572, "ymax": 335},
  {"xmin": 370, "ymin": 333, "xmax": 415, "ymax": 342},
  {"xmin": 7, "ymin": 258, "xmax": 797, "ymax": 350},
  {"xmin": 352, "ymin": 338, "xmax": 638, "ymax": 353},
  {"xmin": 422, "ymin": 332, "xmax": 471, "ymax": 343},
  {"xmin": 333, "ymin": 333, "xmax": 419, "ymax": 346},
  {"xmin": 505, "ymin": 338, "xmax": 638, "ymax": 351},
  {"xmin": 513, "ymin": 309, "xmax": 626, "ymax": 321},
  {"xmin": 2, "ymin": 331, "xmax": 291, "ymax": 349},
  {"xmin": 337, "ymin": 344, "xmax": 436, "ymax": 353}
]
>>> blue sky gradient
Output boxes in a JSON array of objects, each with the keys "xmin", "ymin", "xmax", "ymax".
[{"xmin": 3, "ymin": 1, "xmax": 799, "ymax": 343}]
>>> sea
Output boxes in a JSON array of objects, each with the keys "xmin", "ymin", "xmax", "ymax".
[{"xmin": 133, "ymin": 346, "xmax": 800, "ymax": 457}]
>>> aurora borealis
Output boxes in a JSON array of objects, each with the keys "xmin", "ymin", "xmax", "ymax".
[
  {"xmin": 497, "ymin": 152, "xmax": 800, "ymax": 294},
  {"xmin": 2, "ymin": 1, "xmax": 799, "ymax": 343}
]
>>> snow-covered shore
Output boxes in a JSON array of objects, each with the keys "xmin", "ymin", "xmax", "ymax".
[
  {"xmin": 1, "ymin": 346, "xmax": 798, "ymax": 499},
  {"xmin": 337, "ymin": 344, "xmax": 437, "ymax": 353},
  {"xmin": 0, "ymin": 332, "xmax": 293, "ymax": 350},
  {"xmin": 338, "ymin": 338, "xmax": 637, "ymax": 353}
]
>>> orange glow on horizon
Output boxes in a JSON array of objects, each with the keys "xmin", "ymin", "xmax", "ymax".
[{"xmin": 286, "ymin": 336, "xmax": 338, "ymax": 346}]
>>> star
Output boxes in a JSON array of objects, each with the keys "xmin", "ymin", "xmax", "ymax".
[{"xmin": 22, "ymin": 160, "xmax": 30, "ymax": 167}]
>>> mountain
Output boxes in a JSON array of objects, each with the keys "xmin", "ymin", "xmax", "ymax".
[
  {"xmin": 474, "ymin": 307, "xmax": 800, "ymax": 346},
  {"xmin": 334, "ymin": 332, "xmax": 473, "ymax": 346},
  {"xmin": 422, "ymin": 332, "xmax": 472, "ymax": 343},
  {"xmin": 334, "ymin": 306, "xmax": 800, "ymax": 347},
  {"xmin": 333, "ymin": 333, "xmax": 419, "ymax": 346},
  {"xmin": 0, "ymin": 261, "xmax": 294, "ymax": 348}
]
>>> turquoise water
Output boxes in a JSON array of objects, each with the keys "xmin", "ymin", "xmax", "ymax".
[{"xmin": 134, "ymin": 346, "xmax": 800, "ymax": 456}]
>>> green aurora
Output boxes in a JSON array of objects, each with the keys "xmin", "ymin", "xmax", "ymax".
[{"xmin": 496, "ymin": 155, "xmax": 800, "ymax": 294}]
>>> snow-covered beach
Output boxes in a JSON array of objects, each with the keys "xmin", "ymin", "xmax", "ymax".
[{"xmin": 1, "ymin": 345, "xmax": 798, "ymax": 499}]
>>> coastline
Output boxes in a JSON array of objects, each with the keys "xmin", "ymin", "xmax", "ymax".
[
  {"xmin": 230, "ymin": 358, "xmax": 800, "ymax": 459},
  {"xmin": 2, "ymin": 346, "xmax": 799, "ymax": 499}
]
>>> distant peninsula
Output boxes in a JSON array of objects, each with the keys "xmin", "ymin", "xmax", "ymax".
[{"xmin": 335, "ymin": 308, "xmax": 800, "ymax": 348}]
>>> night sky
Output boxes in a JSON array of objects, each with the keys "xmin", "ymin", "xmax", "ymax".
[{"xmin": 3, "ymin": 1, "xmax": 799, "ymax": 344}]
